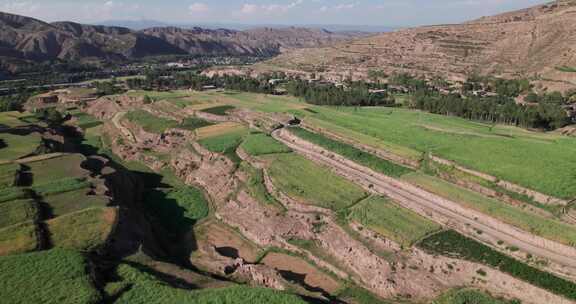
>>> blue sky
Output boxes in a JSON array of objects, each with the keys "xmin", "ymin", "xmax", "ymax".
[{"xmin": 0, "ymin": 0, "xmax": 550, "ymax": 26}]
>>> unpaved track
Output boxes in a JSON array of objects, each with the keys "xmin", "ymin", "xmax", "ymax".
[
  {"xmin": 273, "ymin": 128, "xmax": 576, "ymax": 272},
  {"xmin": 111, "ymin": 112, "xmax": 136, "ymax": 143}
]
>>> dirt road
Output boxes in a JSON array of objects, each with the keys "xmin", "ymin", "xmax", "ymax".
[
  {"xmin": 272, "ymin": 128, "xmax": 576, "ymax": 273},
  {"xmin": 111, "ymin": 112, "xmax": 136, "ymax": 143}
]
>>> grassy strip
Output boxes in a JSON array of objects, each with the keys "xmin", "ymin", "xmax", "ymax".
[
  {"xmin": 0, "ymin": 187, "xmax": 29, "ymax": 203},
  {"xmin": 403, "ymin": 172, "xmax": 576, "ymax": 247},
  {"xmin": 0, "ymin": 199, "xmax": 39, "ymax": 229},
  {"xmin": 125, "ymin": 110, "xmax": 179, "ymax": 134},
  {"xmin": 288, "ymin": 127, "xmax": 412, "ymax": 178},
  {"xmin": 239, "ymin": 162, "xmax": 285, "ymax": 211},
  {"xmin": 47, "ymin": 207, "xmax": 117, "ymax": 252},
  {"xmin": 266, "ymin": 153, "xmax": 367, "ymax": 211},
  {"xmin": 32, "ymin": 178, "xmax": 91, "ymax": 196},
  {"xmin": 0, "ymin": 249, "xmax": 102, "ymax": 304},
  {"xmin": 178, "ymin": 117, "xmax": 213, "ymax": 131},
  {"xmin": 201, "ymin": 105, "xmax": 235, "ymax": 116},
  {"xmin": 0, "ymin": 221, "xmax": 38, "ymax": 256},
  {"xmin": 433, "ymin": 288, "xmax": 519, "ymax": 304},
  {"xmin": 113, "ymin": 263, "xmax": 307, "ymax": 304},
  {"xmin": 347, "ymin": 196, "xmax": 440, "ymax": 247},
  {"xmin": 241, "ymin": 133, "xmax": 292, "ymax": 156},
  {"xmin": 419, "ymin": 230, "xmax": 576, "ymax": 300},
  {"xmin": 0, "ymin": 163, "xmax": 19, "ymax": 188}
]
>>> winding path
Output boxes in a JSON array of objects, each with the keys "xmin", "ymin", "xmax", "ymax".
[{"xmin": 272, "ymin": 128, "xmax": 576, "ymax": 273}]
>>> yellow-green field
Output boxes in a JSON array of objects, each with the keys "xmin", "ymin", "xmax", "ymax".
[
  {"xmin": 264, "ymin": 153, "xmax": 367, "ymax": 211},
  {"xmin": 349, "ymin": 196, "xmax": 441, "ymax": 247}
]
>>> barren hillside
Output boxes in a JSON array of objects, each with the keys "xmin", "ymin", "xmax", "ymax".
[{"xmin": 263, "ymin": 0, "xmax": 576, "ymax": 91}]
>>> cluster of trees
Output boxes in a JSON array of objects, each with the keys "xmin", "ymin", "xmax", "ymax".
[
  {"xmin": 409, "ymin": 90, "xmax": 570, "ymax": 130},
  {"xmin": 524, "ymin": 91, "xmax": 574, "ymax": 104},
  {"xmin": 285, "ymin": 80, "xmax": 395, "ymax": 107},
  {"xmin": 463, "ymin": 75, "xmax": 531, "ymax": 97},
  {"xmin": 0, "ymin": 92, "xmax": 31, "ymax": 112},
  {"xmin": 126, "ymin": 71, "xmax": 275, "ymax": 94},
  {"xmin": 94, "ymin": 80, "xmax": 124, "ymax": 96}
]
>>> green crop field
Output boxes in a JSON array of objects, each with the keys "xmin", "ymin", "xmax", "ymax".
[
  {"xmin": 0, "ymin": 133, "xmax": 42, "ymax": 161},
  {"xmin": 26, "ymin": 154, "xmax": 88, "ymax": 185},
  {"xmin": 47, "ymin": 207, "xmax": 117, "ymax": 252},
  {"xmin": 240, "ymin": 133, "xmax": 292, "ymax": 156},
  {"xmin": 0, "ymin": 221, "xmax": 38, "ymax": 256},
  {"xmin": 403, "ymin": 172, "xmax": 576, "ymax": 246},
  {"xmin": 113, "ymin": 263, "xmax": 308, "ymax": 304},
  {"xmin": 0, "ymin": 163, "xmax": 20, "ymax": 188},
  {"xmin": 43, "ymin": 189, "xmax": 109, "ymax": 217},
  {"xmin": 419, "ymin": 230, "xmax": 576, "ymax": 301},
  {"xmin": 265, "ymin": 153, "xmax": 367, "ymax": 210},
  {"xmin": 191, "ymin": 92, "xmax": 576, "ymax": 198},
  {"xmin": 288, "ymin": 127, "xmax": 413, "ymax": 177},
  {"xmin": 201, "ymin": 105, "xmax": 235, "ymax": 116},
  {"xmin": 178, "ymin": 117, "xmax": 213, "ymax": 131},
  {"xmin": 144, "ymin": 186, "xmax": 209, "ymax": 236},
  {"xmin": 125, "ymin": 110, "xmax": 179, "ymax": 134},
  {"xmin": 0, "ymin": 199, "xmax": 39, "ymax": 229},
  {"xmin": 0, "ymin": 187, "xmax": 29, "ymax": 203},
  {"xmin": 239, "ymin": 162, "xmax": 284, "ymax": 210},
  {"xmin": 198, "ymin": 126, "xmax": 248, "ymax": 154},
  {"xmin": 32, "ymin": 177, "xmax": 91, "ymax": 196},
  {"xmin": 0, "ymin": 111, "xmax": 29, "ymax": 128},
  {"xmin": 298, "ymin": 106, "xmax": 576, "ymax": 199},
  {"xmin": 71, "ymin": 112, "xmax": 102, "ymax": 130},
  {"xmin": 348, "ymin": 196, "xmax": 440, "ymax": 247},
  {"xmin": 433, "ymin": 289, "xmax": 518, "ymax": 304},
  {"xmin": 0, "ymin": 249, "xmax": 102, "ymax": 304}
]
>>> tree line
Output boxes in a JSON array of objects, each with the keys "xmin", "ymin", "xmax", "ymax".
[
  {"xmin": 408, "ymin": 90, "xmax": 570, "ymax": 130},
  {"xmin": 285, "ymin": 80, "xmax": 395, "ymax": 107}
]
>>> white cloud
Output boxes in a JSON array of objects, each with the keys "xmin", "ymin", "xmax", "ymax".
[
  {"xmin": 238, "ymin": 0, "xmax": 304, "ymax": 15},
  {"xmin": 1, "ymin": 1, "xmax": 40, "ymax": 16},
  {"xmin": 319, "ymin": 2, "xmax": 358, "ymax": 12},
  {"xmin": 189, "ymin": 2, "xmax": 209, "ymax": 14}
]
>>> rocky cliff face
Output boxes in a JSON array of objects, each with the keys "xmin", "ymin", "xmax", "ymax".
[
  {"xmin": 0, "ymin": 11, "xmax": 361, "ymax": 68},
  {"xmin": 264, "ymin": 0, "xmax": 576, "ymax": 91}
]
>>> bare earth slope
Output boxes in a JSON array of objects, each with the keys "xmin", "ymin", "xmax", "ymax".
[{"xmin": 264, "ymin": 0, "xmax": 576, "ymax": 91}]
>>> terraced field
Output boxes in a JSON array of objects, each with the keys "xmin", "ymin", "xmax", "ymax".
[
  {"xmin": 240, "ymin": 133, "xmax": 292, "ymax": 156},
  {"xmin": 403, "ymin": 172, "xmax": 576, "ymax": 246},
  {"xmin": 0, "ymin": 132, "xmax": 42, "ymax": 161},
  {"xmin": 0, "ymin": 249, "xmax": 103, "ymax": 304},
  {"xmin": 349, "ymin": 196, "xmax": 440, "ymax": 247},
  {"xmin": 300, "ymin": 107, "xmax": 576, "ymax": 199},
  {"xmin": 264, "ymin": 153, "xmax": 367, "ymax": 211}
]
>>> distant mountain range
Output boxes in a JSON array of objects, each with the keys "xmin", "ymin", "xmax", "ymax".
[
  {"xmin": 97, "ymin": 20, "xmax": 396, "ymax": 33},
  {"xmin": 263, "ymin": 0, "xmax": 576, "ymax": 92},
  {"xmin": 0, "ymin": 11, "xmax": 366, "ymax": 72}
]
